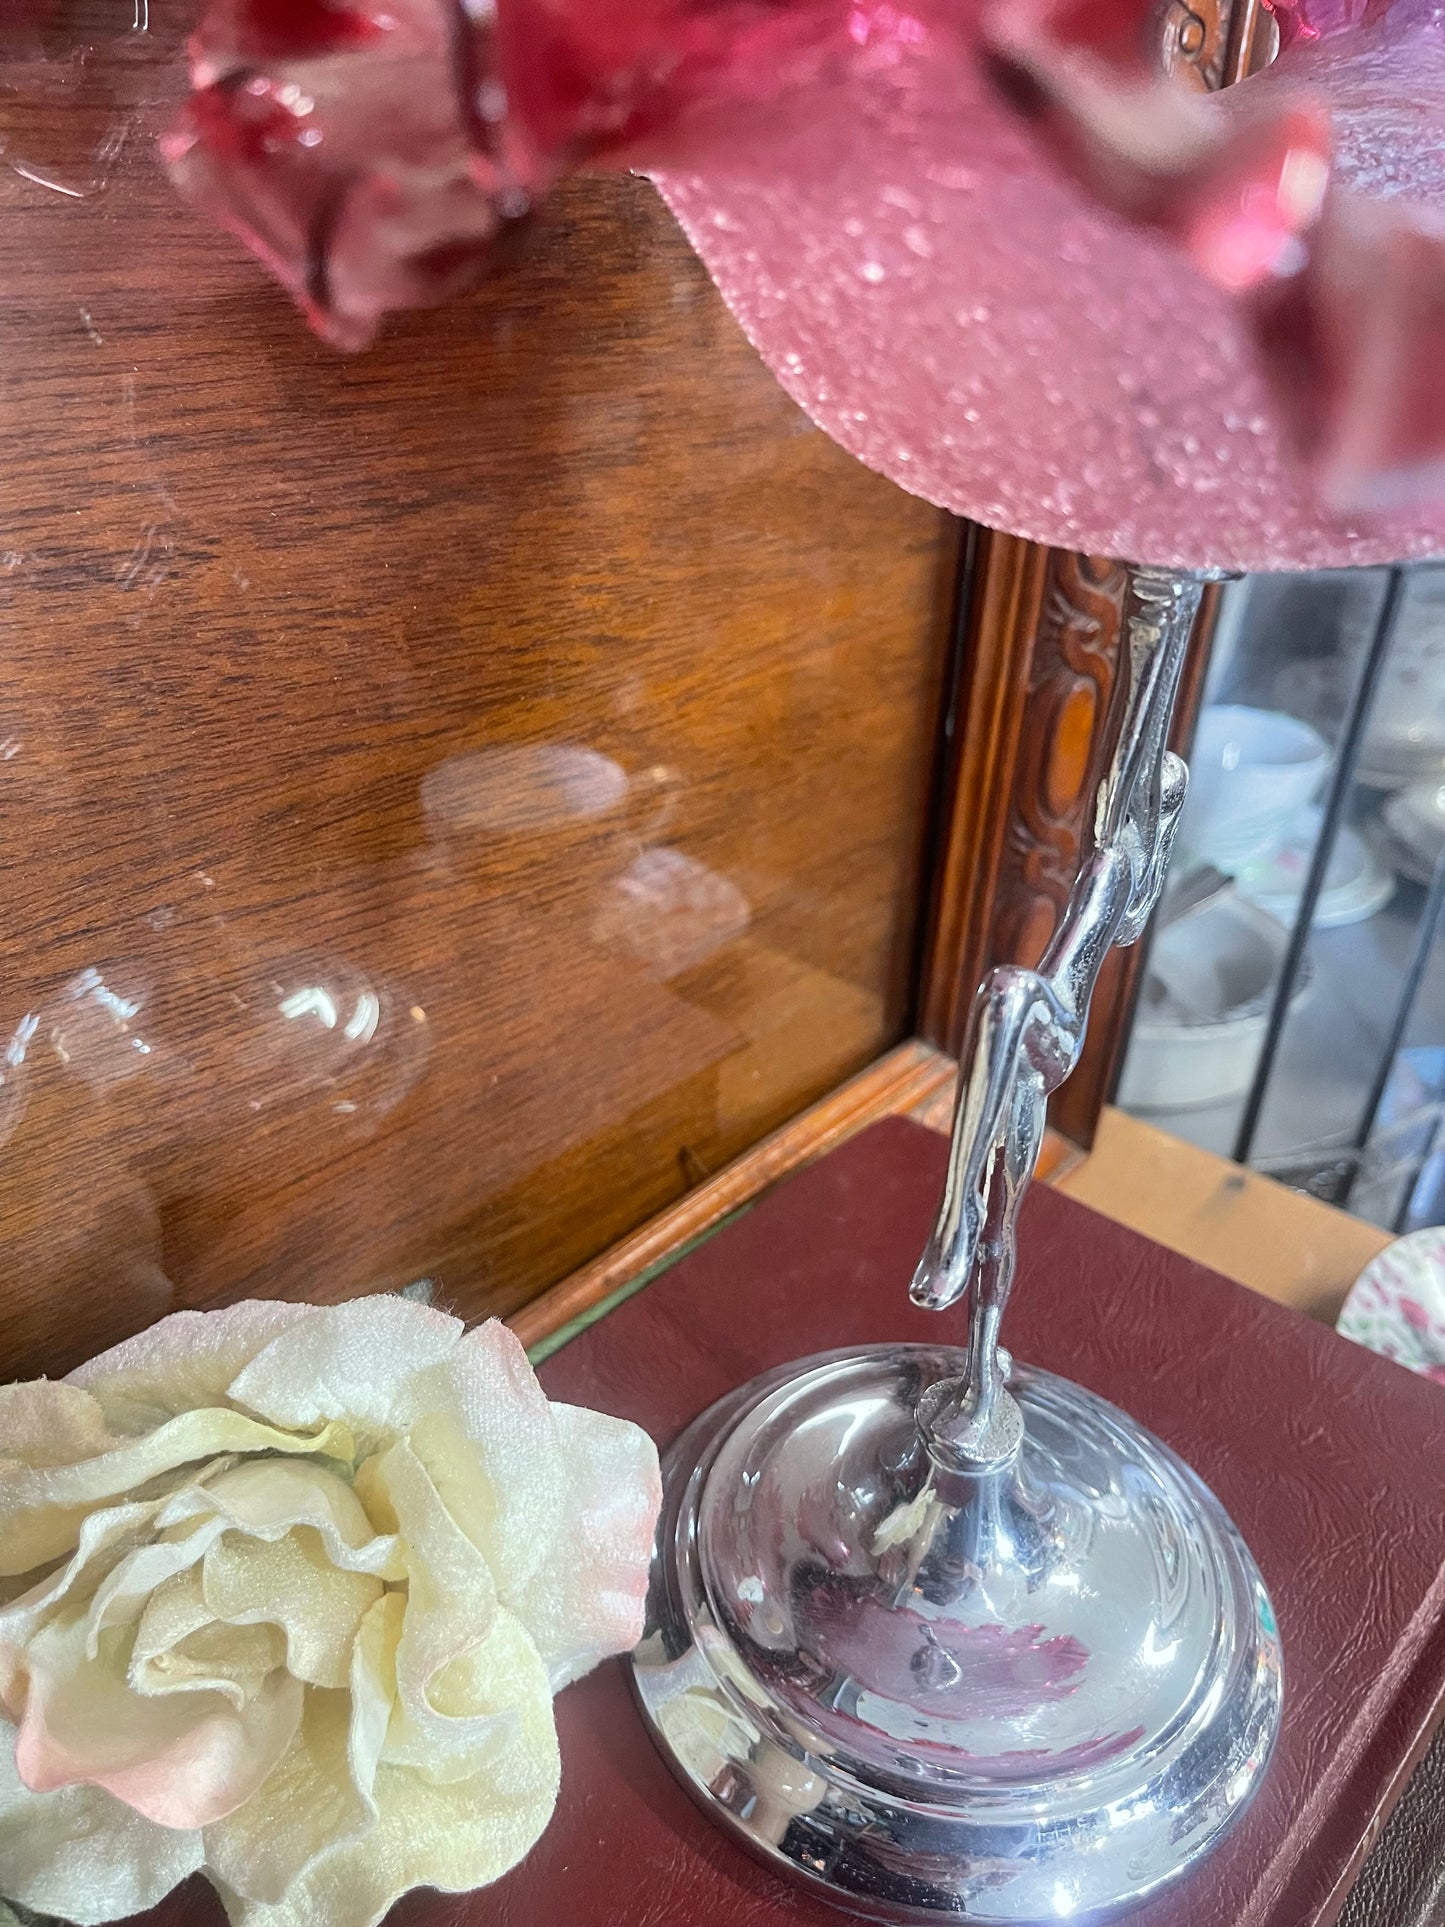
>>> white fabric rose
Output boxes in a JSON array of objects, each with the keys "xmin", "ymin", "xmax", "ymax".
[{"xmin": 0, "ymin": 1299, "xmax": 660, "ymax": 1927}]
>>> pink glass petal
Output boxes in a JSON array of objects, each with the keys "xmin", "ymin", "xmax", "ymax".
[
  {"xmin": 1321, "ymin": 209, "xmax": 1445, "ymax": 514},
  {"xmin": 164, "ymin": 0, "xmax": 856, "ymax": 350},
  {"xmin": 1226, "ymin": 13, "xmax": 1445, "ymax": 517},
  {"xmin": 1179, "ymin": 106, "xmax": 1333, "ymax": 294},
  {"xmin": 971, "ymin": 0, "xmax": 1442, "ymax": 518},
  {"xmin": 655, "ymin": 0, "xmax": 1445, "ymax": 568},
  {"xmin": 163, "ymin": 1, "xmax": 540, "ymax": 352},
  {"xmin": 982, "ymin": 0, "xmax": 1335, "ymax": 294}
]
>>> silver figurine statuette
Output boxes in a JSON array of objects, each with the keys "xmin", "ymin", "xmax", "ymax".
[{"xmin": 633, "ymin": 567, "xmax": 1283, "ymax": 1924}]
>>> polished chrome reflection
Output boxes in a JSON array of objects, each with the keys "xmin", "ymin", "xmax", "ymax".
[
  {"xmin": 48, "ymin": 965, "xmax": 156, "ymax": 1090},
  {"xmin": 911, "ymin": 569, "xmax": 1196, "ymax": 1471},
  {"xmin": 635, "ymin": 569, "xmax": 1282, "ymax": 1920},
  {"xmin": 0, "ymin": 1013, "xmax": 36, "ymax": 1149},
  {"xmin": 635, "ymin": 1347, "xmax": 1281, "ymax": 1924},
  {"xmin": 244, "ymin": 957, "xmax": 430, "ymax": 1123}
]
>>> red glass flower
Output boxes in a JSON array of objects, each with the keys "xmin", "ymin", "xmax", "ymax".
[{"xmin": 163, "ymin": 1, "xmax": 857, "ymax": 350}]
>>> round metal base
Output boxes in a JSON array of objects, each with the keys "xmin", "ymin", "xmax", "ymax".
[{"xmin": 632, "ymin": 1345, "xmax": 1282, "ymax": 1924}]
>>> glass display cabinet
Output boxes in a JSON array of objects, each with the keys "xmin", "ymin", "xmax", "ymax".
[
  {"xmin": 11, "ymin": 7, "xmax": 1445, "ymax": 1926},
  {"xmin": 0, "ymin": 0, "xmax": 1270, "ymax": 1383},
  {"xmin": 1116, "ymin": 566, "xmax": 1445, "ymax": 1237}
]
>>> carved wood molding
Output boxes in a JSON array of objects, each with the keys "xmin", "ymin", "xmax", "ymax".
[
  {"xmin": 992, "ymin": 552, "xmax": 1130, "ymax": 973},
  {"xmin": 1159, "ymin": 0, "xmax": 1276, "ymax": 89},
  {"xmin": 918, "ymin": 537, "xmax": 1219, "ymax": 1145},
  {"xmin": 918, "ymin": 540, "xmax": 1135, "ymax": 1051},
  {"xmin": 1160, "ymin": 0, "xmax": 1234, "ymax": 91}
]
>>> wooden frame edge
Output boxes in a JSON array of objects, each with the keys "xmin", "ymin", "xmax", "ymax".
[
  {"xmin": 918, "ymin": 531, "xmax": 1051, "ymax": 1052},
  {"xmin": 507, "ymin": 1040, "xmax": 957, "ymax": 1351}
]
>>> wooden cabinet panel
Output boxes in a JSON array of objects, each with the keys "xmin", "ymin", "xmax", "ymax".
[{"xmin": 0, "ymin": 11, "xmax": 956, "ymax": 1376}]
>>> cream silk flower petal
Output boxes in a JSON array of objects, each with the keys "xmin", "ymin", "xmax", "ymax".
[
  {"xmin": 84, "ymin": 1512, "xmax": 233, "ymax": 1651},
  {"xmin": 9, "ymin": 1608, "xmax": 304, "ymax": 1829},
  {"xmin": 203, "ymin": 1590, "xmax": 405, "ymax": 1906},
  {"xmin": 225, "ymin": 1298, "xmax": 464, "ymax": 1441},
  {"xmin": 0, "ymin": 1412, "xmax": 354, "ymax": 1577},
  {"xmin": 201, "ymin": 1532, "xmax": 384, "ymax": 1690},
  {"xmin": 79, "ymin": 1451, "xmax": 390, "ymax": 1656},
  {"xmin": 0, "ymin": 1383, "xmax": 119, "ymax": 1469},
  {"xmin": 0, "ymin": 1737, "xmax": 202, "ymax": 1925},
  {"xmin": 160, "ymin": 1459, "xmax": 404, "ymax": 1580},
  {"xmin": 130, "ymin": 1567, "xmax": 216, "ymax": 1666},
  {"xmin": 346, "ymin": 1591, "xmax": 402, "ymax": 1802},
  {"xmin": 0, "ymin": 1295, "xmax": 662, "ymax": 1927},
  {"xmin": 0, "ymin": 1497, "xmax": 159, "ymax": 1649},
  {"xmin": 214, "ymin": 1607, "xmax": 560, "ymax": 1927},
  {"xmin": 230, "ymin": 1310, "xmax": 570, "ymax": 1599},
  {"xmin": 132, "ymin": 1569, "xmax": 289, "ymax": 1706},
  {"xmin": 367, "ymin": 1437, "xmax": 509, "ymax": 1779},
  {"xmin": 204, "ymin": 1686, "xmax": 370, "ymax": 1905},
  {"xmin": 65, "ymin": 1303, "xmax": 318, "ymax": 1433},
  {"xmin": 518, "ymin": 1402, "xmax": 663, "ymax": 1690},
  {"xmin": 398, "ymin": 1321, "xmax": 569, "ymax": 1599}
]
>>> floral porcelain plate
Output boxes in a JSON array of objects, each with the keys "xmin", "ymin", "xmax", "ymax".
[{"xmin": 1339, "ymin": 1228, "xmax": 1445, "ymax": 1386}]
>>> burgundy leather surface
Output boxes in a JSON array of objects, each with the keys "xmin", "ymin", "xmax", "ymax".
[
  {"xmin": 137, "ymin": 1118, "xmax": 1445, "ymax": 1926},
  {"xmin": 1339, "ymin": 1721, "xmax": 1445, "ymax": 1927}
]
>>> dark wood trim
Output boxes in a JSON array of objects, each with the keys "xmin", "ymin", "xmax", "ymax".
[
  {"xmin": 918, "ymin": 543, "xmax": 1129, "ymax": 1053},
  {"xmin": 1161, "ymin": 0, "xmax": 1273, "ymax": 88},
  {"xmin": 917, "ymin": 531, "xmax": 1053, "ymax": 1052},
  {"xmin": 919, "ymin": 547, "xmax": 1220, "ymax": 1150}
]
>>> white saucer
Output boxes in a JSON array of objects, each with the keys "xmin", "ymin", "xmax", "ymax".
[
  {"xmin": 1238, "ymin": 809, "xmax": 1395, "ymax": 929},
  {"xmin": 1382, "ymin": 784, "xmax": 1445, "ymax": 886}
]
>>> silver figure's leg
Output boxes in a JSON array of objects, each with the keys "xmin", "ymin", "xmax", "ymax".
[{"xmin": 911, "ymin": 567, "xmax": 1205, "ymax": 1468}]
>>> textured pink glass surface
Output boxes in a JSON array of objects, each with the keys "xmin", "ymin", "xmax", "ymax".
[
  {"xmin": 657, "ymin": 0, "xmax": 1445, "ymax": 568},
  {"xmin": 1263, "ymin": 0, "xmax": 1409, "ymax": 49},
  {"xmin": 165, "ymin": 0, "xmax": 1445, "ymax": 567}
]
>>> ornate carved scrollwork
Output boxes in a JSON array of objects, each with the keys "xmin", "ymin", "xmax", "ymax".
[
  {"xmin": 1160, "ymin": 0, "xmax": 1230, "ymax": 90},
  {"xmin": 993, "ymin": 554, "xmax": 1129, "ymax": 972}
]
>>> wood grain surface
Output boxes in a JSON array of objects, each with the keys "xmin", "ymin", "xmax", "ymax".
[
  {"xmin": 510, "ymin": 1039, "xmax": 957, "ymax": 1354},
  {"xmin": 0, "ymin": 8, "xmax": 956, "ymax": 1379}
]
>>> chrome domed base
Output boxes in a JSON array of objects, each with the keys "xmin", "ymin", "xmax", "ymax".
[
  {"xmin": 633, "ymin": 1345, "xmax": 1282, "ymax": 1924},
  {"xmin": 634, "ymin": 571, "xmax": 1282, "ymax": 1920}
]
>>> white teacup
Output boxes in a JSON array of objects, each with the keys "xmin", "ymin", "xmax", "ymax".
[{"xmin": 1182, "ymin": 705, "xmax": 1330, "ymax": 874}]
